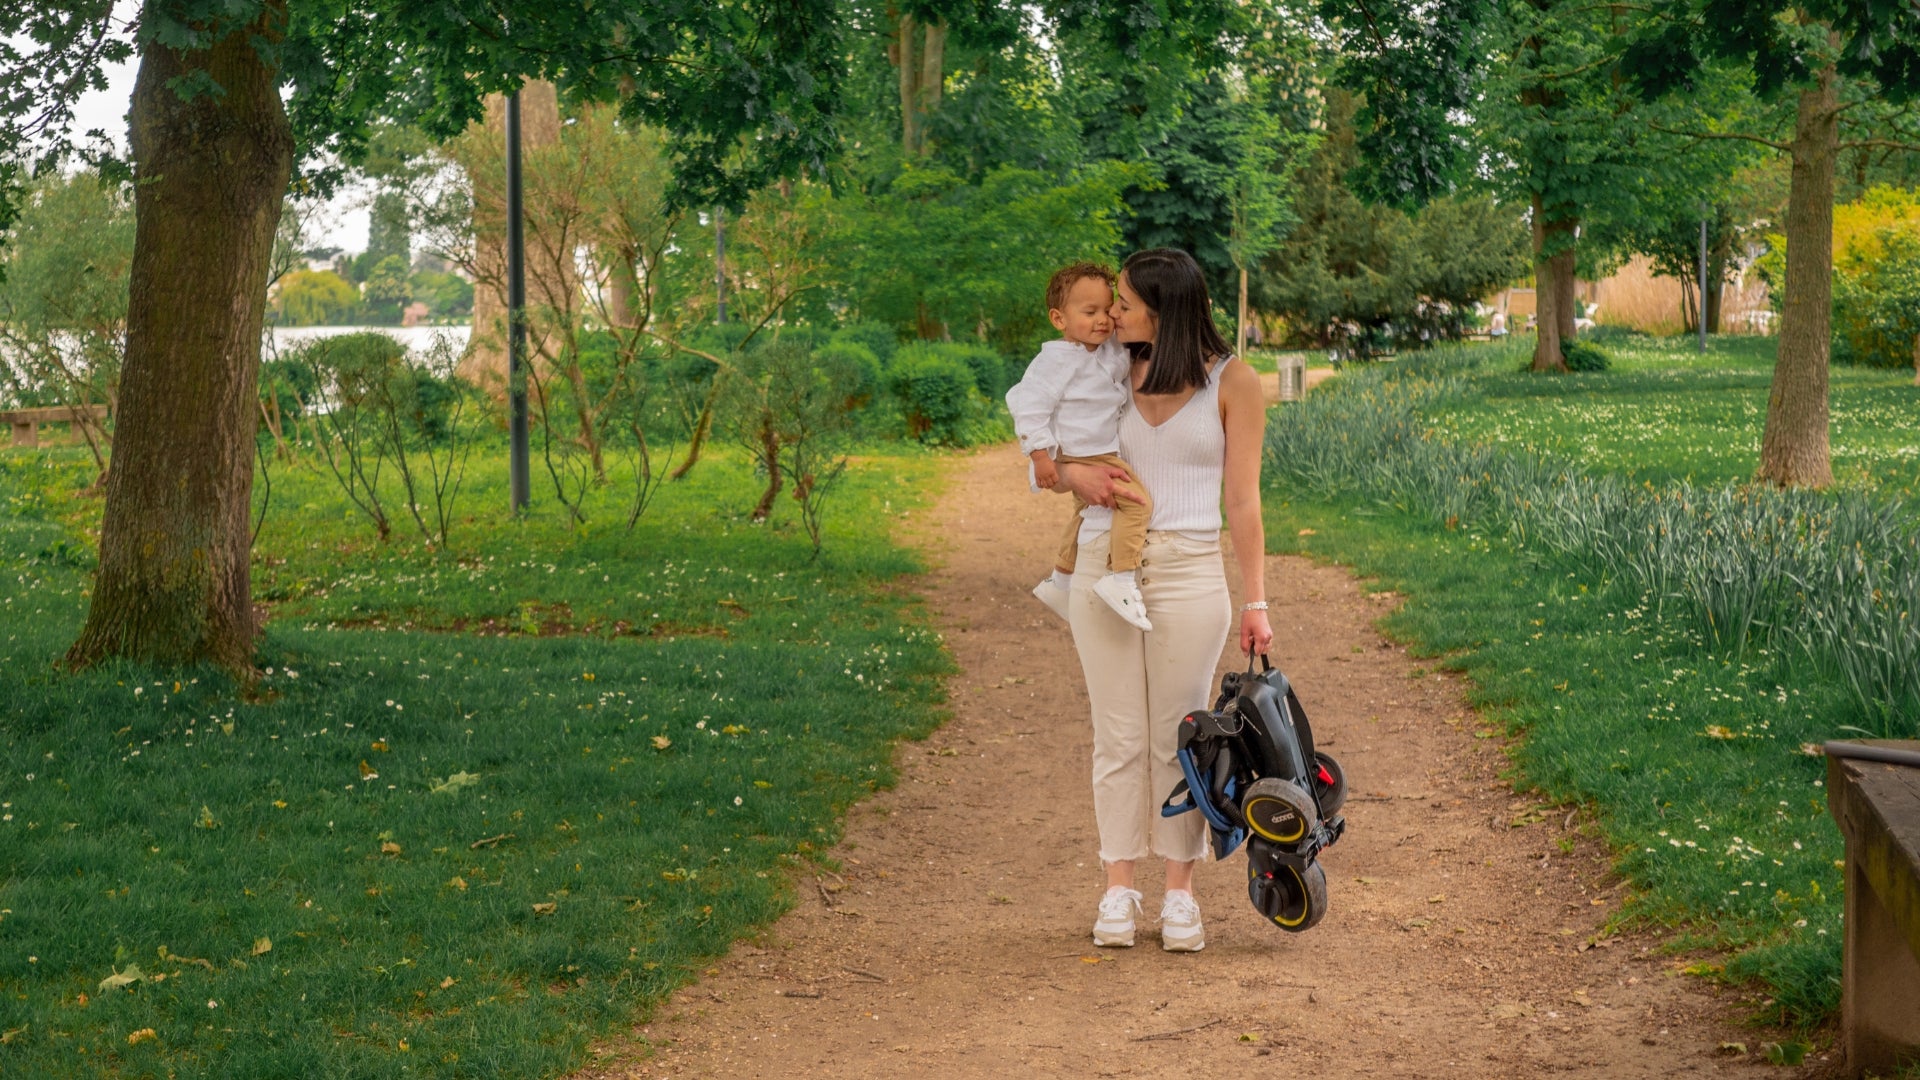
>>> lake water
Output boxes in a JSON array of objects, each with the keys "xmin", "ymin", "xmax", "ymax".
[{"xmin": 268, "ymin": 325, "xmax": 471, "ymax": 363}]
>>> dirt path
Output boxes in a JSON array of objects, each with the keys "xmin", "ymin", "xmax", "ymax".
[{"xmin": 581, "ymin": 447, "xmax": 1820, "ymax": 1079}]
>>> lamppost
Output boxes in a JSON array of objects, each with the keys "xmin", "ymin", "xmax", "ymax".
[{"xmin": 506, "ymin": 89, "xmax": 530, "ymax": 513}]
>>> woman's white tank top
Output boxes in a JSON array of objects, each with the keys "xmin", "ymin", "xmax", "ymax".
[{"xmin": 1079, "ymin": 358, "xmax": 1228, "ymax": 542}]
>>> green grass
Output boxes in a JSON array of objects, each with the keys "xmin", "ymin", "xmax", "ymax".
[
  {"xmin": 1271, "ymin": 494, "xmax": 1845, "ymax": 1023},
  {"xmin": 1434, "ymin": 334, "xmax": 1920, "ymax": 495},
  {"xmin": 0, "ymin": 443, "xmax": 952, "ymax": 1078},
  {"xmin": 1262, "ymin": 334, "xmax": 1920, "ymax": 1025}
]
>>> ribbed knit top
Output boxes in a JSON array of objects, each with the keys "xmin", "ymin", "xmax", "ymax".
[{"xmin": 1079, "ymin": 357, "xmax": 1229, "ymax": 542}]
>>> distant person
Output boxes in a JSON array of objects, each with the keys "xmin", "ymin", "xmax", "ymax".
[
  {"xmin": 1054, "ymin": 248, "xmax": 1273, "ymax": 952},
  {"xmin": 1005, "ymin": 263, "xmax": 1156, "ymax": 631},
  {"xmin": 1489, "ymin": 310, "xmax": 1508, "ymax": 337}
]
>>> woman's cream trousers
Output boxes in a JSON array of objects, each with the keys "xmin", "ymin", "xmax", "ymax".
[{"xmin": 1069, "ymin": 530, "xmax": 1231, "ymax": 864}]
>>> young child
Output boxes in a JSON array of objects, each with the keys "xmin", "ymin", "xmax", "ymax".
[{"xmin": 1005, "ymin": 263, "xmax": 1154, "ymax": 631}]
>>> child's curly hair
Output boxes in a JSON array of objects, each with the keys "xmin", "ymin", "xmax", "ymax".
[{"xmin": 1045, "ymin": 261, "xmax": 1117, "ymax": 313}]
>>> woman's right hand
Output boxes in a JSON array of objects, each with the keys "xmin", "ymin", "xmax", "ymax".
[{"xmin": 1059, "ymin": 462, "xmax": 1147, "ymax": 508}]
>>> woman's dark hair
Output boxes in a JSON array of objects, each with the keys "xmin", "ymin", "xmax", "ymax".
[{"xmin": 1122, "ymin": 248, "xmax": 1230, "ymax": 395}]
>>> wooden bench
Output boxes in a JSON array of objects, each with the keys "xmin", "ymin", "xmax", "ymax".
[
  {"xmin": 1827, "ymin": 741, "xmax": 1920, "ymax": 1076},
  {"xmin": 0, "ymin": 404, "xmax": 110, "ymax": 448}
]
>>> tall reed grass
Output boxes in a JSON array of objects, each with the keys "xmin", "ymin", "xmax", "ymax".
[
  {"xmin": 1591, "ymin": 255, "xmax": 1776, "ymax": 337},
  {"xmin": 1266, "ymin": 349, "xmax": 1920, "ymax": 733}
]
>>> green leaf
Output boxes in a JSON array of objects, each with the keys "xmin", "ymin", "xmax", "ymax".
[{"xmin": 429, "ymin": 772, "xmax": 481, "ymax": 795}]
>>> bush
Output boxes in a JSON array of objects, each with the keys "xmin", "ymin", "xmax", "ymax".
[
  {"xmin": 1833, "ymin": 226, "xmax": 1920, "ymax": 369},
  {"xmin": 831, "ymin": 321, "xmax": 900, "ymax": 365},
  {"xmin": 886, "ymin": 345, "xmax": 978, "ymax": 444},
  {"xmin": 1561, "ymin": 339, "xmax": 1611, "ymax": 372},
  {"xmin": 942, "ymin": 342, "xmax": 1011, "ymax": 398},
  {"xmin": 812, "ymin": 341, "xmax": 883, "ymax": 409}
]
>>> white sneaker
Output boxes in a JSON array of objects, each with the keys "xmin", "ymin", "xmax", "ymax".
[
  {"xmin": 1093, "ymin": 886, "xmax": 1144, "ymax": 947},
  {"xmin": 1094, "ymin": 574, "xmax": 1152, "ymax": 631},
  {"xmin": 1031, "ymin": 577, "xmax": 1071, "ymax": 622},
  {"xmin": 1160, "ymin": 890, "xmax": 1205, "ymax": 952}
]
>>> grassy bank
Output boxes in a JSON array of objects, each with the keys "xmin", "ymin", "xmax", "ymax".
[
  {"xmin": 1435, "ymin": 334, "xmax": 1920, "ymax": 495},
  {"xmin": 1264, "ymin": 336, "xmax": 1920, "ymax": 1024},
  {"xmin": 0, "ymin": 445, "xmax": 951, "ymax": 1078}
]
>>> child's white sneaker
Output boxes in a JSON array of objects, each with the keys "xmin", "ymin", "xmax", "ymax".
[
  {"xmin": 1159, "ymin": 889, "xmax": 1205, "ymax": 952},
  {"xmin": 1094, "ymin": 574, "xmax": 1152, "ymax": 631},
  {"xmin": 1031, "ymin": 577, "xmax": 1071, "ymax": 622},
  {"xmin": 1093, "ymin": 886, "xmax": 1144, "ymax": 947}
]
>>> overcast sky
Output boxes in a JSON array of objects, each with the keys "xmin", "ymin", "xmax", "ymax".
[{"xmin": 65, "ymin": 43, "xmax": 371, "ymax": 255}]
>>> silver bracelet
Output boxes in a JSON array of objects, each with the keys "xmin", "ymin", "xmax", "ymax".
[{"xmin": 1242, "ymin": 601, "xmax": 1269, "ymax": 612}]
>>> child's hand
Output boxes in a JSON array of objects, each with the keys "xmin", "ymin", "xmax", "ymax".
[{"xmin": 1030, "ymin": 451, "xmax": 1058, "ymax": 490}]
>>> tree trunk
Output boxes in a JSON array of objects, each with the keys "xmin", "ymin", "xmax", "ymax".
[
  {"xmin": 67, "ymin": 7, "xmax": 294, "ymax": 673},
  {"xmin": 1237, "ymin": 266, "xmax": 1249, "ymax": 360},
  {"xmin": 1529, "ymin": 194, "xmax": 1573, "ymax": 372},
  {"xmin": 918, "ymin": 19, "xmax": 946, "ymax": 156},
  {"xmin": 897, "ymin": 13, "xmax": 919, "ymax": 155},
  {"xmin": 750, "ymin": 414, "xmax": 782, "ymax": 521},
  {"xmin": 1553, "ymin": 242, "xmax": 1577, "ymax": 343},
  {"xmin": 1757, "ymin": 68, "xmax": 1837, "ymax": 489},
  {"xmin": 603, "ymin": 244, "xmax": 639, "ymax": 329},
  {"xmin": 1705, "ymin": 240, "xmax": 1728, "ymax": 334}
]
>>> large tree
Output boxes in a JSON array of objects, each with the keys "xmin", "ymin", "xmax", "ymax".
[
  {"xmin": 1622, "ymin": 0, "xmax": 1920, "ymax": 488},
  {"xmin": 1321, "ymin": 0, "xmax": 1685, "ymax": 372},
  {"xmin": 5, "ymin": 0, "xmax": 844, "ymax": 672}
]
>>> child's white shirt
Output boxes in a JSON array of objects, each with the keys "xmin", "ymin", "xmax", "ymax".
[{"xmin": 1004, "ymin": 338, "xmax": 1131, "ymax": 466}]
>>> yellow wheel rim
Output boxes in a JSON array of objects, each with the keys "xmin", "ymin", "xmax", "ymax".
[{"xmin": 1246, "ymin": 795, "xmax": 1306, "ymax": 843}]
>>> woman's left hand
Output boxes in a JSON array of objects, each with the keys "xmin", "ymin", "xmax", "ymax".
[{"xmin": 1239, "ymin": 607, "xmax": 1273, "ymax": 657}]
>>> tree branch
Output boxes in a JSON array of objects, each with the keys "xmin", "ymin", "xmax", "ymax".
[
  {"xmin": 1837, "ymin": 138, "xmax": 1920, "ymax": 153},
  {"xmin": 1645, "ymin": 121, "xmax": 1789, "ymax": 152}
]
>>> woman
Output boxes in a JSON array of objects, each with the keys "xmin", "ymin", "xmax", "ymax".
[{"xmin": 1059, "ymin": 248, "xmax": 1272, "ymax": 952}]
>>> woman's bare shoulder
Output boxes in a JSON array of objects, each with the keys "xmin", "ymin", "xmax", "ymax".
[{"xmin": 1217, "ymin": 356, "xmax": 1264, "ymax": 402}]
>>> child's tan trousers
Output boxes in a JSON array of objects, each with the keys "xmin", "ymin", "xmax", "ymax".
[{"xmin": 1053, "ymin": 452, "xmax": 1152, "ymax": 574}]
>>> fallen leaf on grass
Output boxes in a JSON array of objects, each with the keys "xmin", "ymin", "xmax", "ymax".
[
  {"xmin": 439, "ymin": 976, "xmax": 457, "ymax": 989},
  {"xmin": 380, "ymin": 841, "xmax": 402, "ymax": 856},
  {"xmin": 371, "ymin": 740, "xmax": 389, "ymax": 753},
  {"xmin": 1702, "ymin": 725, "xmax": 1735, "ymax": 740},
  {"xmin": 650, "ymin": 736, "xmax": 672, "ymax": 751},
  {"xmin": 447, "ymin": 877, "xmax": 467, "ymax": 891},
  {"xmin": 98, "ymin": 964, "xmax": 145, "ymax": 993},
  {"xmin": 429, "ymin": 772, "xmax": 480, "ymax": 795},
  {"xmin": 126, "ymin": 1028, "xmax": 157, "ymax": 1046},
  {"xmin": 2, "ymin": 1025, "xmax": 26, "ymax": 1044},
  {"xmin": 531, "ymin": 902, "xmax": 557, "ymax": 916},
  {"xmin": 358, "ymin": 760, "xmax": 379, "ymax": 780},
  {"xmin": 1297, "ymin": 528, "xmax": 1316, "ymax": 536},
  {"xmin": 194, "ymin": 805, "xmax": 218, "ymax": 830},
  {"xmin": 251, "ymin": 937, "xmax": 272, "ymax": 956}
]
